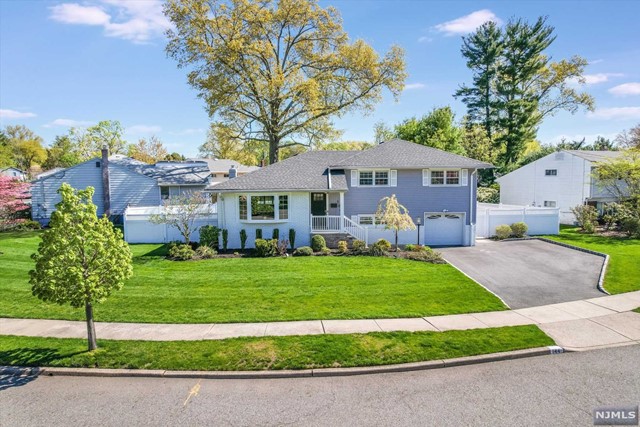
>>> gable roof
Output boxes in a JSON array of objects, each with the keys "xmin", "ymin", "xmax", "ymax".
[
  {"xmin": 564, "ymin": 150, "xmax": 624, "ymax": 162},
  {"xmin": 209, "ymin": 151, "xmax": 357, "ymax": 192},
  {"xmin": 331, "ymin": 139, "xmax": 494, "ymax": 169}
]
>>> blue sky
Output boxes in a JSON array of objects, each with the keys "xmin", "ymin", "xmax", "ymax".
[{"xmin": 1, "ymin": 0, "xmax": 639, "ymax": 157}]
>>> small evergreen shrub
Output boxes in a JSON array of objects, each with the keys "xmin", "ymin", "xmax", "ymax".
[
  {"xmin": 256, "ymin": 229, "xmax": 262, "ymax": 239},
  {"xmin": 199, "ymin": 225, "xmax": 220, "ymax": 249},
  {"xmin": 194, "ymin": 245, "xmax": 217, "ymax": 259},
  {"xmin": 404, "ymin": 250, "xmax": 445, "ymax": 264},
  {"xmin": 621, "ymin": 216, "xmax": 640, "ymax": 238},
  {"xmin": 240, "ymin": 229, "xmax": 247, "ymax": 250},
  {"xmin": 311, "ymin": 235, "xmax": 326, "ymax": 252},
  {"xmin": 272, "ymin": 228, "xmax": 279, "ymax": 240},
  {"xmin": 168, "ymin": 244, "xmax": 195, "ymax": 261},
  {"xmin": 221, "ymin": 229, "xmax": 228, "ymax": 251},
  {"xmin": 494, "ymin": 224, "xmax": 512, "ymax": 240},
  {"xmin": 337, "ymin": 240, "xmax": 348, "ymax": 253},
  {"xmin": 293, "ymin": 246, "xmax": 313, "ymax": 256},
  {"xmin": 254, "ymin": 238, "xmax": 277, "ymax": 257},
  {"xmin": 370, "ymin": 239, "xmax": 391, "ymax": 256},
  {"xmin": 288, "ymin": 228, "xmax": 296, "ymax": 249},
  {"xmin": 511, "ymin": 222, "xmax": 528, "ymax": 238},
  {"xmin": 352, "ymin": 240, "xmax": 366, "ymax": 253},
  {"xmin": 15, "ymin": 220, "xmax": 41, "ymax": 230},
  {"xmin": 319, "ymin": 247, "xmax": 332, "ymax": 256}
]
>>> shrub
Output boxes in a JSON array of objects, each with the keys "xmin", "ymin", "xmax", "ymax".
[
  {"xmin": 277, "ymin": 239, "xmax": 289, "ymax": 256},
  {"xmin": 221, "ymin": 229, "xmax": 228, "ymax": 251},
  {"xmin": 352, "ymin": 240, "xmax": 366, "ymax": 253},
  {"xmin": 404, "ymin": 250, "xmax": 445, "ymax": 264},
  {"xmin": 571, "ymin": 205, "xmax": 598, "ymax": 233},
  {"xmin": 370, "ymin": 238, "xmax": 391, "ymax": 256},
  {"xmin": 199, "ymin": 225, "xmax": 220, "ymax": 249},
  {"xmin": 477, "ymin": 186, "xmax": 500, "ymax": 204},
  {"xmin": 337, "ymin": 240, "xmax": 348, "ymax": 253},
  {"xmin": 168, "ymin": 244, "xmax": 195, "ymax": 261},
  {"xmin": 15, "ymin": 220, "xmax": 41, "ymax": 230},
  {"xmin": 255, "ymin": 229, "xmax": 262, "ymax": 239},
  {"xmin": 272, "ymin": 228, "xmax": 279, "ymax": 240},
  {"xmin": 494, "ymin": 224, "xmax": 512, "ymax": 240},
  {"xmin": 319, "ymin": 247, "xmax": 332, "ymax": 256},
  {"xmin": 288, "ymin": 228, "xmax": 296, "ymax": 249},
  {"xmin": 621, "ymin": 216, "xmax": 640, "ymax": 238},
  {"xmin": 293, "ymin": 246, "xmax": 313, "ymax": 256},
  {"xmin": 311, "ymin": 235, "xmax": 326, "ymax": 252},
  {"xmin": 511, "ymin": 222, "xmax": 528, "ymax": 238},
  {"xmin": 404, "ymin": 244, "xmax": 417, "ymax": 252},
  {"xmin": 240, "ymin": 229, "xmax": 247, "ymax": 250},
  {"xmin": 254, "ymin": 238, "xmax": 277, "ymax": 257},
  {"xmin": 194, "ymin": 245, "xmax": 217, "ymax": 259}
]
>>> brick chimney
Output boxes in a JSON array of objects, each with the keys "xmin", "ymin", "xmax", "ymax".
[{"xmin": 101, "ymin": 145, "xmax": 111, "ymax": 217}]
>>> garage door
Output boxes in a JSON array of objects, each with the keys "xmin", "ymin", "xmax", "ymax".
[{"xmin": 424, "ymin": 213, "xmax": 464, "ymax": 246}]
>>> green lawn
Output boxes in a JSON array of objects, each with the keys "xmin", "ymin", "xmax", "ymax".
[
  {"xmin": 0, "ymin": 325, "xmax": 553, "ymax": 371},
  {"xmin": 0, "ymin": 231, "xmax": 506, "ymax": 323},
  {"xmin": 544, "ymin": 227, "xmax": 640, "ymax": 294}
]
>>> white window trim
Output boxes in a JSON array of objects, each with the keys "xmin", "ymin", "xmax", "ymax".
[
  {"xmin": 238, "ymin": 193, "xmax": 290, "ymax": 223},
  {"xmin": 354, "ymin": 169, "xmax": 393, "ymax": 187},
  {"xmin": 426, "ymin": 169, "xmax": 464, "ymax": 187},
  {"xmin": 543, "ymin": 200, "xmax": 557, "ymax": 208}
]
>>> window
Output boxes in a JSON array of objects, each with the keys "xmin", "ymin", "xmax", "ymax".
[
  {"xmin": 358, "ymin": 215, "xmax": 374, "ymax": 225},
  {"xmin": 160, "ymin": 187, "xmax": 170, "ymax": 200},
  {"xmin": 251, "ymin": 196, "xmax": 275, "ymax": 220},
  {"xmin": 430, "ymin": 171, "xmax": 445, "ymax": 185},
  {"xmin": 545, "ymin": 169, "xmax": 557, "ymax": 176},
  {"xmin": 359, "ymin": 171, "xmax": 373, "ymax": 186},
  {"xmin": 544, "ymin": 201, "xmax": 557, "ymax": 207},
  {"xmin": 279, "ymin": 195, "xmax": 289, "ymax": 220},
  {"xmin": 375, "ymin": 171, "xmax": 389, "ymax": 186},
  {"xmin": 239, "ymin": 196, "xmax": 247, "ymax": 220},
  {"xmin": 446, "ymin": 170, "xmax": 459, "ymax": 185},
  {"xmin": 430, "ymin": 170, "xmax": 461, "ymax": 186}
]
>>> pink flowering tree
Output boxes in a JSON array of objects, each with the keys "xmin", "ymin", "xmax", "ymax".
[{"xmin": 0, "ymin": 176, "xmax": 30, "ymax": 230}]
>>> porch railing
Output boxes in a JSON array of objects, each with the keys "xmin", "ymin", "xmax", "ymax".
[{"xmin": 311, "ymin": 215, "xmax": 368, "ymax": 244}]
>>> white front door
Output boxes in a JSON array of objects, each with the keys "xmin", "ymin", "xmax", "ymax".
[{"xmin": 424, "ymin": 213, "xmax": 465, "ymax": 246}]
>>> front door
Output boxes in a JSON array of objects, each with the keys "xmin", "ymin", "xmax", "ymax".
[{"xmin": 311, "ymin": 193, "xmax": 327, "ymax": 216}]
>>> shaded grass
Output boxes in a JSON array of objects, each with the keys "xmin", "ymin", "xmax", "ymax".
[
  {"xmin": 0, "ymin": 326, "xmax": 554, "ymax": 371},
  {"xmin": 544, "ymin": 227, "xmax": 640, "ymax": 294},
  {"xmin": 0, "ymin": 231, "xmax": 506, "ymax": 323}
]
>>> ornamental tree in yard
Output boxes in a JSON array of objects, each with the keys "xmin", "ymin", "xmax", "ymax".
[
  {"xmin": 150, "ymin": 191, "xmax": 213, "ymax": 245},
  {"xmin": 29, "ymin": 184, "xmax": 132, "ymax": 351},
  {"xmin": 0, "ymin": 176, "xmax": 30, "ymax": 230},
  {"xmin": 375, "ymin": 195, "xmax": 416, "ymax": 250}
]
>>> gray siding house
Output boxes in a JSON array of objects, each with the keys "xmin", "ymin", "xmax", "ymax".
[
  {"xmin": 211, "ymin": 139, "xmax": 492, "ymax": 248},
  {"xmin": 32, "ymin": 148, "xmax": 211, "ymax": 225}
]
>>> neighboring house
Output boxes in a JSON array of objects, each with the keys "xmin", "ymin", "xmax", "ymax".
[
  {"xmin": 31, "ymin": 148, "xmax": 211, "ymax": 225},
  {"xmin": 497, "ymin": 150, "xmax": 625, "ymax": 224},
  {"xmin": 190, "ymin": 158, "xmax": 260, "ymax": 185},
  {"xmin": 0, "ymin": 167, "xmax": 27, "ymax": 181},
  {"xmin": 210, "ymin": 139, "xmax": 492, "ymax": 248}
]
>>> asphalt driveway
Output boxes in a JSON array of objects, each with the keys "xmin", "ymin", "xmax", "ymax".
[{"xmin": 438, "ymin": 239, "xmax": 605, "ymax": 309}]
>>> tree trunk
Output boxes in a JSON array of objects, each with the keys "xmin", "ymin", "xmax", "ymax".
[
  {"xmin": 395, "ymin": 230, "xmax": 399, "ymax": 251},
  {"xmin": 269, "ymin": 135, "xmax": 279, "ymax": 164},
  {"xmin": 85, "ymin": 302, "xmax": 98, "ymax": 351}
]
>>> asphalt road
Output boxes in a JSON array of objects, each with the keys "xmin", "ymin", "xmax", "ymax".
[
  {"xmin": 439, "ymin": 239, "xmax": 605, "ymax": 308},
  {"xmin": 1, "ymin": 345, "xmax": 639, "ymax": 427}
]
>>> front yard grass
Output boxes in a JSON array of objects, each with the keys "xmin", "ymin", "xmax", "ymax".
[
  {"xmin": 0, "ymin": 231, "xmax": 506, "ymax": 323},
  {"xmin": 544, "ymin": 226, "xmax": 640, "ymax": 294},
  {"xmin": 0, "ymin": 325, "xmax": 553, "ymax": 371}
]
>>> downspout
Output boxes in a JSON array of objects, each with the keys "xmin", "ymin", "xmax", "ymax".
[
  {"xmin": 470, "ymin": 169, "xmax": 476, "ymax": 245},
  {"xmin": 101, "ymin": 145, "xmax": 111, "ymax": 218}
]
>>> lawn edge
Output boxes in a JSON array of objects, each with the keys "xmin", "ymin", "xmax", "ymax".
[{"xmin": 1, "ymin": 346, "xmax": 564, "ymax": 379}]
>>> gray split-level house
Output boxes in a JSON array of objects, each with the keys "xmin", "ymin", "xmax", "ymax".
[{"xmin": 210, "ymin": 139, "xmax": 493, "ymax": 248}]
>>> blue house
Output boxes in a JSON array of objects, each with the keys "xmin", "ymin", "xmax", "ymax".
[{"xmin": 210, "ymin": 139, "xmax": 492, "ymax": 248}]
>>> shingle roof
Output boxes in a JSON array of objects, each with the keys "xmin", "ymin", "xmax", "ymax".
[
  {"xmin": 115, "ymin": 159, "xmax": 211, "ymax": 185},
  {"xmin": 564, "ymin": 150, "xmax": 624, "ymax": 162},
  {"xmin": 190, "ymin": 158, "xmax": 260, "ymax": 174},
  {"xmin": 332, "ymin": 139, "xmax": 494, "ymax": 169},
  {"xmin": 209, "ymin": 151, "xmax": 357, "ymax": 192}
]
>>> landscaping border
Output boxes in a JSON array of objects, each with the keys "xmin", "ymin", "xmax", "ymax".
[{"xmin": 0, "ymin": 346, "xmax": 564, "ymax": 380}]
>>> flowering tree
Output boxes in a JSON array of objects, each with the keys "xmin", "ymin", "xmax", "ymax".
[
  {"xmin": 375, "ymin": 194, "xmax": 416, "ymax": 250},
  {"xmin": 0, "ymin": 176, "xmax": 30, "ymax": 230},
  {"xmin": 150, "ymin": 191, "xmax": 213, "ymax": 244}
]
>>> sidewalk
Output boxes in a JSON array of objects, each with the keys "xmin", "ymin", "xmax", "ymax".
[{"xmin": 2, "ymin": 291, "xmax": 639, "ymax": 351}]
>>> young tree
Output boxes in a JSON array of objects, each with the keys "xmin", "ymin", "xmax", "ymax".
[
  {"xmin": 43, "ymin": 135, "xmax": 82, "ymax": 169},
  {"xmin": 29, "ymin": 184, "xmax": 133, "ymax": 351},
  {"xmin": 0, "ymin": 176, "xmax": 30, "ymax": 230},
  {"xmin": 592, "ymin": 149, "xmax": 640, "ymax": 201},
  {"xmin": 394, "ymin": 107, "xmax": 466, "ymax": 154},
  {"xmin": 373, "ymin": 121, "xmax": 395, "ymax": 144},
  {"xmin": 69, "ymin": 120, "xmax": 127, "ymax": 160},
  {"xmin": 375, "ymin": 194, "xmax": 416, "ymax": 250},
  {"xmin": 4, "ymin": 125, "xmax": 47, "ymax": 171},
  {"xmin": 128, "ymin": 136, "xmax": 168, "ymax": 164},
  {"xmin": 150, "ymin": 191, "xmax": 213, "ymax": 244},
  {"xmin": 165, "ymin": 0, "xmax": 406, "ymax": 164}
]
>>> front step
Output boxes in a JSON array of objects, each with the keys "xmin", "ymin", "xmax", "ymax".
[{"xmin": 312, "ymin": 233, "xmax": 355, "ymax": 249}]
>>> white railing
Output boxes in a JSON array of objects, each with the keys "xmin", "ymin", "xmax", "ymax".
[{"xmin": 311, "ymin": 215, "xmax": 369, "ymax": 244}]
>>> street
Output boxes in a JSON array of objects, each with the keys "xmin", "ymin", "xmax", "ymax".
[{"xmin": 1, "ymin": 345, "xmax": 639, "ymax": 426}]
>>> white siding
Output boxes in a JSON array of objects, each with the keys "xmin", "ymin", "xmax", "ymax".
[
  {"xmin": 497, "ymin": 152, "xmax": 591, "ymax": 224},
  {"xmin": 109, "ymin": 163, "xmax": 160, "ymax": 215},
  {"xmin": 218, "ymin": 192, "xmax": 311, "ymax": 249}
]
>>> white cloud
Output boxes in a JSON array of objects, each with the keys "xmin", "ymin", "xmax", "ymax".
[
  {"xmin": 44, "ymin": 118, "xmax": 94, "ymax": 128},
  {"xmin": 588, "ymin": 59, "xmax": 604, "ymax": 65},
  {"xmin": 417, "ymin": 36, "xmax": 433, "ymax": 43},
  {"xmin": 169, "ymin": 128, "xmax": 205, "ymax": 136},
  {"xmin": 49, "ymin": 1, "xmax": 171, "ymax": 44},
  {"xmin": 608, "ymin": 82, "xmax": 640, "ymax": 97},
  {"xmin": 0, "ymin": 109, "xmax": 37, "ymax": 119},
  {"xmin": 126, "ymin": 125, "xmax": 162, "ymax": 135},
  {"xmin": 434, "ymin": 9, "xmax": 501, "ymax": 36},
  {"xmin": 404, "ymin": 83, "xmax": 426, "ymax": 91},
  {"xmin": 568, "ymin": 73, "xmax": 624, "ymax": 85},
  {"xmin": 588, "ymin": 107, "xmax": 640, "ymax": 120}
]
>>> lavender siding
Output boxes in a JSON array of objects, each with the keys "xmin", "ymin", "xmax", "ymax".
[{"xmin": 343, "ymin": 169, "xmax": 477, "ymax": 225}]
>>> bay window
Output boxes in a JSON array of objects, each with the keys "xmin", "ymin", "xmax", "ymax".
[{"xmin": 238, "ymin": 194, "xmax": 289, "ymax": 221}]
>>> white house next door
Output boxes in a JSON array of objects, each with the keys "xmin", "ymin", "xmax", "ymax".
[{"xmin": 424, "ymin": 212, "xmax": 465, "ymax": 246}]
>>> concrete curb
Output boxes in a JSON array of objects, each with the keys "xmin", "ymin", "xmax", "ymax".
[{"xmin": 0, "ymin": 346, "xmax": 563, "ymax": 380}]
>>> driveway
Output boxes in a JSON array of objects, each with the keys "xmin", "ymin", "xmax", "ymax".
[{"xmin": 438, "ymin": 239, "xmax": 605, "ymax": 309}]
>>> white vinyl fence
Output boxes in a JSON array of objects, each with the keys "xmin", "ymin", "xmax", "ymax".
[
  {"xmin": 123, "ymin": 204, "xmax": 218, "ymax": 243},
  {"xmin": 476, "ymin": 203, "xmax": 559, "ymax": 238}
]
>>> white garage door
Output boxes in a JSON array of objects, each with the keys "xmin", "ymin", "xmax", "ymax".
[{"xmin": 424, "ymin": 213, "xmax": 464, "ymax": 246}]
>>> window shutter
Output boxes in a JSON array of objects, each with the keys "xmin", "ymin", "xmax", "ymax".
[
  {"xmin": 461, "ymin": 169, "xmax": 469, "ymax": 186},
  {"xmin": 422, "ymin": 169, "xmax": 430, "ymax": 186},
  {"xmin": 351, "ymin": 170, "xmax": 358, "ymax": 187},
  {"xmin": 390, "ymin": 170, "xmax": 397, "ymax": 187}
]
